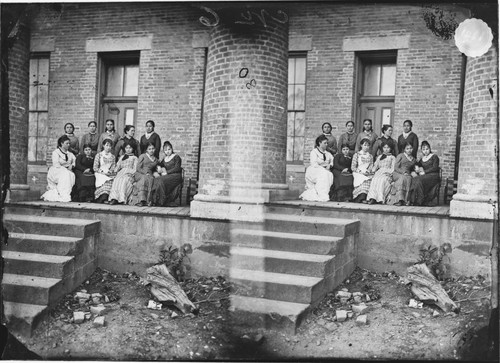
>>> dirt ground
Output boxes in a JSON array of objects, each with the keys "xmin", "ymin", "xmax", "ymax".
[{"xmin": 16, "ymin": 267, "xmax": 494, "ymax": 360}]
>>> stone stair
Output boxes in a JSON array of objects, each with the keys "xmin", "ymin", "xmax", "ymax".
[
  {"xmin": 2, "ymin": 214, "xmax": 100, "ymax": 337},
  {"xmin": 229, "ymin": 213, "xmax": 359, "ymax": 333}
]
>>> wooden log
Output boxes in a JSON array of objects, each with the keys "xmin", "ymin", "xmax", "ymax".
[
  {"xmin": 407, "ymin": 263, "xmax": 459, "ymax": 313},
  {"xmin": 146, "ymin": 264, "xmax": 197, "ymax": 314}
]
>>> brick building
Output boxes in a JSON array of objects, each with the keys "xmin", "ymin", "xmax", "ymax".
[{"xmin": 5, "ymin": 1, "xmax": 498, "ymax": 219}]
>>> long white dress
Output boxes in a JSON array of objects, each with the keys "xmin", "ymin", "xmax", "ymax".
[
  {"xmin": 300, "ymin": 148, "xmax": 334, "ymax": 202},
  {"xmin": 41, "ymin": 148, "xmax": 76, "ymax": 202}
]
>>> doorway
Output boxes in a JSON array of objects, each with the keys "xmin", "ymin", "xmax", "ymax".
[{"xmin": 355, "ymin": 51, "xmax": 397, "ymax": 135}]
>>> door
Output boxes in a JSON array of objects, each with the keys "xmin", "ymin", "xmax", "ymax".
[
  {"xmin": 355, "ymin": 52, "xmax": 397, "ymax": 134},
  {"xmin": 360, "ymin": 101, "xmax": 394, "ymax": 135},
  {"xmin": 98, "ymin": 52, "xmax": 139, "ymax": 134}
]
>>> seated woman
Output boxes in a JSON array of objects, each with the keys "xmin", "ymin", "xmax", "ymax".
[
  {"xmin": 390, "ymin": 142, "xmax": 416, "ymax": 206},
  {"xmin": 73, "ymin": 143, "xmax": 96, "ymax": 202},
  {"xmin": 130, "ymin": 142, "xmax": 158, "ymax": 206},
  {"xmin": 41, "ymin": 135, "xmax": 76, "ymax": 202},
  {"xmin": 410, "ymin": 141, "xmax": 440, "ymax": 206},
  {"xmin": 299, "ymin": 135, "xmax": 334, "ymax": 202},
  {"xmin": 93, "ymin": 138, "xmax": 116, "ymax": 203},
  {"xmin": 108, "ymin": 141, "xmax": 138, "ymax": 205},
  {"xmin": 366, "ymin": 141, "xmax": 395, "ymax": 204},
  {"xmin": 150, "ymin": 141, "xmax": 183, "ymax": 207},
  {"xmin": 331, "ymin": 143, "xmax": 353, "ymax": 202},
  {"xmin": 351, "ymin": 138, "xmax": 374, "ymax": 203}
]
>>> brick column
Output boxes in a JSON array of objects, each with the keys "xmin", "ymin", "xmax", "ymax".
[
  {"xmin": 450, "ymin": 46, "xmax": 498, "ymax": 219},
  {"xmin": 191, "ymin": 9, "xmax": 294, "ymax": 220},
  {"xmin": 8, "ymin": 20, "xmax": 30, "ymax": 186}
]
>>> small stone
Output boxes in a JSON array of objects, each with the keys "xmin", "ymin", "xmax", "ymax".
[
  {"xmin": 347, "ymin": 312, "xmax": 354, "ymax": 318},
  {"xmin": 356, "ymin": 315, "xmax": 367, "ymax": 325},
  {"xmin": 92, "ymin": 297, "xmax": 101, "ymax": 304},
  {"xmin": 84, "ymin": 312, "xmax": 91, "ymax": 321},
  {"xmin": 325, "ymin": 322, "xmax": 336, "ymax": 331},
  {"xmin": 93, "ymin": 316, "xmax": 105, "ymax": 327},
  {"xmin": 90, "ymin": 305, "xmax": 106, "ymax": 316},
  {"xmin": 411, "ymin": 312, "xmax": 421, "ymax": 318},
  {"xmin": 336, "ymin": 291, "xmax": 352, "ymax": 299},
  {"xmin": 352, "ymin": 292, "xmax": 363, "ymax": 297},
  {"xmin": 316, "ymin": 340, "xmax": 321, "ymax": 346},
  {"xmin": 171, "ymin": 312, "xmax": 179, "ymax": 319},
  {"xmin": 341, "ymin": 288, "xmax": 349, "ymax": 292},
  {"xmin": 104, "ymin": 295, "xmax": 110, "ymax": 303},
  {"xmin": 408, "ymin": 299, "xmax": 419, "ymax": 308},
  {"xmin": 254, "ymin": 334, "xmax": 264, "ymax": 344},
  {"xmin": 91, "ymin": 293, "xmax": 102, "ymax": 298},
  {"xmin": 80, "ymin": 289, "xmax": 88, "ymax": 293},
  {"xmin": 151, "ymin": 313, "xmax": 159, "ymax": 319},
  {"xmin": 340, "ymin": 297, "xmax": 349, "ymax": 304},
  {"xmin": 433, "ymin": 310, "xmax": 440, "ymax": 317},
  {"xmin": 73, "ymin": 312, "xmax": 85, "ymax": 324},
  {"xmin": 336, "ymin": 310, "xmax": 347, "ymax": 322},
  {"xmin": 64, "ymin": 349, "xmax": 70, "ymax": 354},
  {"xmin": 241, "ymin": 334, "xmax": 251, "ymax": 341},
  {"xmin": 353, "ymin": 296, "xmax": 362, "ymax": 304},
  {"xmin": 365, "ymin": 294, "xmax": 371, "ymax": 302},
  {"xmin": 352, "ymin": 304, "xmax": 368, "ymax": 314},
  {"xmin": 147, "ymin": 300, "xmax": 162, "ymax": 310}
]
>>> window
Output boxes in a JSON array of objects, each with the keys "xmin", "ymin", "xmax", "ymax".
[
  {"xmin": 28, "ymin": 54, "xmax": 50, "ymax": 163},
  {"xmin": 99, "ymin": 52, "xmax": 139, "ymax": 133},
  {"xmin": 287, "ymin": 53, "xmax": 306, "ymax": 162},
  {"xmin": 362, "ymin": 63, "xmax": 396, "ymax": 96}
]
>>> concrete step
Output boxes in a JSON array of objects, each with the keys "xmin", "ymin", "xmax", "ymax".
[
  {"xmin": 2, "ymin": 273, "xmax": 64, "ymax": 306},
  {"xmin": 239, "ymin": 213, "xmax": 359, "ymax": 237},
  {"xmin": 231, "ymin": 228, "xmax": 345, "ymax": 255},
  {"xmin": 4, "ymin": 233, "xmax": 83, "ymax": 256},
  {"xmin": 231, "ymin": 246, "xmax": 335, "ymax": 277},
  {"xmin": 3, "ymin": 301, "xmax": 48, "ymax": 337},
  {"xmin": 3, "ymin": 251, "xmax": 75, "ymax": 278},
  {"xmin": 229, "ymin": 295, "xmax": 310, "ymax": 334},
  {"xmin": 4, "ymin": 214, "xmax": 100, "ymax": 238},
  {"xmin": 230, "ymin": 268, "xmax": 324, "ymax": 304}
]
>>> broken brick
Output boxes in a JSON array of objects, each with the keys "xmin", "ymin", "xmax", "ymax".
[
  {"xmin": 90, "ymin": 305, "xmax": 107, "ymax": 316},
  {"xmin": 75, "ymin": 292, "xmax": 90, "ymax": 301},
  {"xmin": 73, "ymin": 312, "xmax": 85, "ymax": 324},
  {"xmin": 356, "ymin": 315, "xmax": 367, "ymax": 325},
  {"xmin": 336, "ymin": 310, "xmax": 347, "ymax": 322},
  {"xmin": 93, "ymin": 316, "xmax": 105, "ymax": 327},
  {"xmin": 352, "ymin": 304, "xmax": 368, "ymax": 314},
  {"xmin": 336, "ymin": 291, "xmax": 352, "ymax": 299}
]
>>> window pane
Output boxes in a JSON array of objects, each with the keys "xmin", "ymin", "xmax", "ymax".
[
  {"xmin": 286, "ymin": 137, "xmax": 294, "ymax": 161},
  {"xmin": 288, "ymin": 85, "xmax": 295, "ymax": 110},
  {"xmin": 124, "ymin": 65, "xmax": 139, "ymax": 96},
  {"xmin": 37, "ymin": 58, "xmax": 49, "ymax": 110},
  {"xmin": 294, "ymin": 136, "xmax": 304, "ymax": 161},
  {"xmin": 37, "ymin": 136, "xmax": 48, "ymax": 161},
  {"xmin": 295, "ymin": 112, "xmax": 305, "ymax": 137},
  {"xmin": 106, "ymin": 66, "xmax": 124, "ymax": 96},
  {"xmin": 125, "ymin": 108, "xmax": 135, "ymax": 125},
  {"xmin": 363, "ymin": 65, "xmax": 380, "ymax": 96},
  {"xmin": 294, "ymin": 85, "xmax": 306, "ymax": 110},
  {"xmin": 382, "ymin": 108, "xmax": 392, "ymax": 124},
  {"xmin": 287, "ymin": 112, "xmax": 295, "ymax": 136},
  {"xmin": 29, "ymin": 59, "xmax": 39, "ymax": 110},
  {"xmin": 288, "ymin": 58, "xmax": 295, "ymax": 84},
  {"xmin": 38, "ymin": 112, "xmax": 49, "ymax": 137},
  {"xmin": 380, "ymin": 65, "xmax": 396, "ymax": 96},
  {"xmin": 28, "ymin": 113, "xmax": 38, "ymax": 137},
  {"xmin": 295, "ymin": 57, "xmax": 306, "ymax": 84},
  {"xmin": 28, "ymin": 137, "xmax": 37, "ymax": 162}
]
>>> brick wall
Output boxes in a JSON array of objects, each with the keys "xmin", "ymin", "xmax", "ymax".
[
  {"xmin": 28, "ymin": 3, "xmax": 209, "ymax": 200},
  {"xmin": 287, "ymin": 3, "xmax": 463, "ymax": 183},
  {"xmin": 8, "ymin": 22, "xmax": 30, "ymax": 185},
  {"xmin": 457, "ymin": 46, "xmax": 498, "ymax": 198}
]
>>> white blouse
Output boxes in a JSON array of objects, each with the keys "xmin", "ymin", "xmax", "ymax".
[
  {"xmin": 52, "ymin": 148, "xmax": 75, "ymax": 170},
  {"xmin": 310, "ymin": 148, "xmax": 333, "ymax": 169}
]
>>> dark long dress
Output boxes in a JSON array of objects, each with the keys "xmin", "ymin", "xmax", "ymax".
[
  {"xmin": 140, "ymin": 133, "xmax": 162, "ymax": 159},
  {"xmin": 410, "ymin": 154, "xmax": 440, "ymax": 206},
  {"xmin": 151, "ymin": 154, "xmax": 183, "ymax": 206},
  {"xmin": 130, "ymin": 154, "xmax": 158, "ymax": 204},
  {"xmin": 331, "ymin": 153, "xmax": 353, "ymax": 201},
  {"xmin": 397, "ymin": 132, "xmax": 419, "ymax": 158},
  {"xmin": 73, "ymin": 154, "xmax": 96, "ymax": 202}
]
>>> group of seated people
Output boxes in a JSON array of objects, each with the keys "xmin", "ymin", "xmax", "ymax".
[
  {"xmin": 300, "ymin": 119, "xmax": 441, "ymax": 206},
  {"xmin": 41, "ymin": 119, "xmax": 183, "ymax": 207}
]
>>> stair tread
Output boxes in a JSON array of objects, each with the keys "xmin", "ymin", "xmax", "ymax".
[
  {"xmin": 3, "ymin": 273, "xmax": 61, "ymax": 288},
  {"xmin": 230, "ymin": 268, "xmax": 322, "ymax": 286},
  {"xmin": 231, "ymin": 246, "xmax": 334, "ymax": 262},
  {"xmin": 230, "ymin": 295, "xmax": 309, "ymax": 316},
  {"xmin": 5, "ymin": 214, "xmax": 98, "ymax": 226},
  {"xmin": 8, "ymin": 232, "xmax": 81, "ymax": 242},
  {"xmin": 3, "ymin": 301, "xmax": 47, "ymax": 319},
  {"xmin": 232, "ymin": 228, "xmax": 342, "ymax": 241},
  {"xmin": 2, "ymin": 250, "xmax": 74, "ymax": 263},
  {"xmin": 264, "ymin": 213, "xmax": 358, "ymax": 225}
]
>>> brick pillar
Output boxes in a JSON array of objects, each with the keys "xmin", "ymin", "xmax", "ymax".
[
  {"xmin": 191, "ymin": 9, "xmax": 294, "ymax": 220},
  {"xmin": 8, "ymin": 20, "xmax": 30, "ymax": 187},
  {"xmin": 450, "ymin": 46, "xmax": 498, "ymax": 219}
]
